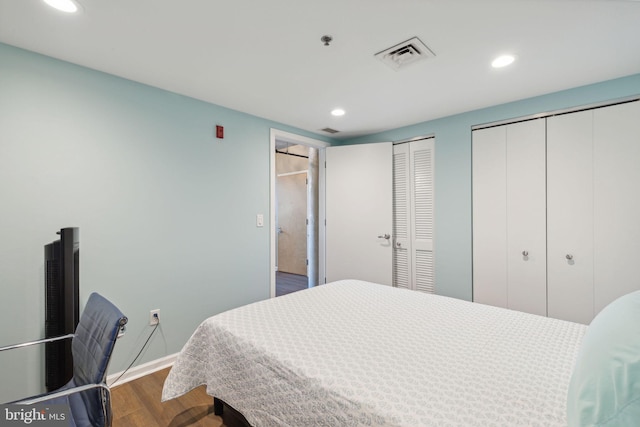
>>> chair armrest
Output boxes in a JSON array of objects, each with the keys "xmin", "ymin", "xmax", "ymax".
[
  {"xmin": 0, "ymin": 334, "xmax": 75, "ymax": 352},
  {"xmin": 12, "ymin": 383, "xmax": 111, "ymax": 405}
]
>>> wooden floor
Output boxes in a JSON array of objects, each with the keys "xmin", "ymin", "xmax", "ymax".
[
  {"xmin": 111, "ymin": 367, "xmax": 249, "ymax": 427},
  {"xmin": 275, "ymin": 271, "xmax": 308, "ymax": 296},
  {"xmin": 110, "ymin": 276, "xmax": 307, "ymax": 426}
]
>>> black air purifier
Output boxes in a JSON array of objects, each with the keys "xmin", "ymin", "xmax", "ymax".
[{"xmin": 44, "ymin": 227, "xmax": 79, "ymax": 391}]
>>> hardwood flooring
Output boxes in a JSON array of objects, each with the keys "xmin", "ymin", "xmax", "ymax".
[
  {"xmin": 275, "ymin": 271, "xmax": 308, "ymax": 296},
  {"xmin": 111, "ymin": 367, "xmax": 249, "ymax": 427},
  {"xmin": 111, "ymin": 275, "xmax": 307, "ymax": 426}
]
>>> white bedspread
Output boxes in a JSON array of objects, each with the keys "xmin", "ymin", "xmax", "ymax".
[{"xmin": 162, "ymin": 280, "xmax": 587, "ymax": 426}]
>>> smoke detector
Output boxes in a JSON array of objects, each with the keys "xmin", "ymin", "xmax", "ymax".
[{"xmin": 375, "ymin": 37, "xmax": 435, "ymax": 71}]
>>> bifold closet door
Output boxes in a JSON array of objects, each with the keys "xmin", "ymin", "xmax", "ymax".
[
  {"xmin": 547, "ymin": 110, "xmax": 595, "ymax": 324},
  {"xmin": 504, "ymin": 120, "xmax": 546, "ymax": 316},
  {"xmin": 393, "ymin": 143, "xmax": 411, "ymax": 289},
  {"xmin": 392, "ymin": 138, "xmax": 435, "ymax": 293},
  {"xmin": 472, "ymin": 126, "xmax": 507, "ymax": 308},
  {"xmin": 472, "ymin": 119, "xmax": 546, "ymax": 316},
  {"xmin": 593, "ymin": 101, "xmax": 640, "ymax": 314}
]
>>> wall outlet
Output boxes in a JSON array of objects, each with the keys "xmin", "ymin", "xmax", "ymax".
[{"xmin": 149, "ymin": 309, "xmax": 160, "ymax": 325}]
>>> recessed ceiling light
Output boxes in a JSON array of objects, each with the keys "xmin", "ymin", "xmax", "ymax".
[
  {"xmin": 492, "ymin": 54, "xmax": 516, "ymax": 68},
  {"xmin": 43, "ymin": 0, "xmax": 80, "ymax": 13},
  {"xmin": 331, "ymin": 108, "xmax": 345, "ymax": 117}
]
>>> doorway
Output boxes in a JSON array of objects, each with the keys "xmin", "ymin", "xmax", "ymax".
[{"xmin": 270, "ymin": 130, "xmax": 330, "ymax": 298}]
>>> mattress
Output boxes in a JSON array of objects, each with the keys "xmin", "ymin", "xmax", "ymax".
[{"xmin": 162, "ymin": 279, "xmax": 587, "ymax": 426}]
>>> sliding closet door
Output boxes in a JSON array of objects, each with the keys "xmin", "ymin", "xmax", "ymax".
[
  {"xmin": 472, "ymin": 119, "xmax": 546, "ymax": 315},
  {"xmin": 593, "ymin": 101, "xmax": 640, "ymax": 314},
  {"xmin": 392, "ymin": 138, "xmax": 435, "ymax": 293},
  {"xmin": 547, "ymin": 110, "xmax": 594, "ymax": 324}
]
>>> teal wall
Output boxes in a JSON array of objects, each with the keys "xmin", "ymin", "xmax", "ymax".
[
  {"xmin": 0, "ymin": 42, "xmax": 334, "ymax": 402},
  {"xmin": 341, "ymin": 73, "xmax": 640, "ymax": 302},
  {"xmin": 1, "ymin": 38, "xmax": 638, "ymax": 402}
]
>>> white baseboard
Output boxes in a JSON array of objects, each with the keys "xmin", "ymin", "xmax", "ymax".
[{"xmin": 107, "ymin": 353, "xmax": 178, "ymax": 387}]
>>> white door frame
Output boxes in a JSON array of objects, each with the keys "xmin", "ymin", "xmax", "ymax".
[{"xmin": 270, "ymin": 129, "xmax": 330, "ymax": 298}]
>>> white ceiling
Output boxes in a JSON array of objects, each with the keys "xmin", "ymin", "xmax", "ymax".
[{"xmin": 1, "ymin": 0, "xmax": 639, "ymax": 140}]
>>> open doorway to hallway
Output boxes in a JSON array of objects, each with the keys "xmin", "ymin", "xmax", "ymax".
[
  {"xmin": 275, "ymin": 143, "xmax": 316, "ymax": 296},
  {"xmin": 270, "ymin": 130, "xmax": 330, "ymax": 298}
]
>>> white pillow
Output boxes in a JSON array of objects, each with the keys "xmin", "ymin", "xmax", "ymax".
[{"xmin": 567, "ymin": 290, "xmax": 640, "ymax": 426}]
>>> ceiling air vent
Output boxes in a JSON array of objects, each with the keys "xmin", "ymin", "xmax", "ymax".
[
  {"xmin": 375, "ymin": 37, "xmax": 435, "ymax": 71},
  {"xmin": 321, "ymin": 127, "xmax": 340, "ymax": 134}
]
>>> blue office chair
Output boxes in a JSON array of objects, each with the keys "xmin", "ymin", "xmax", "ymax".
[{"xmin": 0, "ymin": 293, "xmax": 127, "ymax": 427}]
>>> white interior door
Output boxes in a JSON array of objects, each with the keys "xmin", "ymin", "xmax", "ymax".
[{"xmin": 325, "ymin": 142, "xmax": 393, "ymax": 285}]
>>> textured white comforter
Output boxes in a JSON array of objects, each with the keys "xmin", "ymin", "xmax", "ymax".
[{"xmin": 162, "ymin": 279, "xmax": 587, "ymax": 426}]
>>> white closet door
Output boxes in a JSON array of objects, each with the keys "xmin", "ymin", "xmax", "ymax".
[
  {"xmin": 393, "ymin": 138, "xmax": 435, "ymax": 293},
  {"xmin": 505, "ymin": 119, "xmax": 547, "ymax": 316},
  {"xmin": 593, "ymin": 101, "xmax": 640, "ymax": 314},
  {"xmin": 547, "ymin": 110, "xmax": 595, "ymax": 324},
  {"xmin": 325, "ymin": 143, "xmax": 393, "ymax": 285},
  {"xmin": 472, "ymin": 126, "xmax": 508, "ymax": 308},
  {"xmin": 392, "ymin": 143, "xmax": 411, "ymax": 289},
  {"xmin": 473, "ymin": 120, "xmax": 546, "ymax": 314},
  {"xmin": 410, "ymin": 139, "xmax": 435, "ymax": 293}
]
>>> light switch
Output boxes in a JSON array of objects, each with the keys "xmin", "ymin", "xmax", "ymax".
[{"xmin": 256, "ymin": 214, "xmax": 264, "ymax": 227}]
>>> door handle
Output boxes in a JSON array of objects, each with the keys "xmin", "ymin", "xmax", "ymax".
[{"xmin": 377, "ymin": 234, "xmax": 391, "ymax": 240}]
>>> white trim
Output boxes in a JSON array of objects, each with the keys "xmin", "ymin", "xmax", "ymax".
[
  {"xmin": 270, "ymin": 129, "xmax": 330, "ymax": 298},
  {"xmin": 271, "ymin": 129, "xmax": 331, "ymax": 149},
  {"xmin": 318, "ymin": 149, "xmax": 326, "ymax": 284},
  {"xmin": 472, "ymin": 95, "xmax": 640, "ymax": 131},
  {"xmin": 107, "ymin": 353, "xmax": 177, "ymax": 387}
]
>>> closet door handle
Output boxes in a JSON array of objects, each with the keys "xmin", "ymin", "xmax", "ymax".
[
  {"xmin": 377, "ymin": 234, "xmax": 391, "ymax": 240},
  {"xmin": 566, "ymin": 254, "xmax": 574, "ymax": 260},
  {"xmin": 522, "ymin": 250, "xmax": 529, "ymax": 256}
]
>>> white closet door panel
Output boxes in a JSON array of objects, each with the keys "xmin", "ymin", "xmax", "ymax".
[
  {"xmin": 415, "ymin": 249, "xmax": 435, "ymax": 293},
  {"xmin": 393, "ymin": 248, "xmax": 410, "ymax": 289},
  {"xmin": 593, "ymin": 100, "xmax": 640, "ymax": 314},
  {"xmin": 411, "ymin": 139, "xmax": 435, "ymax": 292},
  {"xmin": 505, "ymin": 119, "xmax": 547, "ymax": 316},
  {"xmin": 393, "ymin": 144, "xmax": 411, "ymax": 288},
  {"xmin": 411, "ymin": 140, "xmax": 434, "ymax": 250},
  {"xmin": 472, "ymin": 126, "xmax": 507, "ymax": 308},
  {"xmin": 547, "ymin": 111, "xmax": 595, "ymax": 324}
]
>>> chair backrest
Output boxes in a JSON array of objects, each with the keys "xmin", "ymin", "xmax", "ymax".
[{"xmin": 71, "ymin": 293, "xmax": 127, "ymax": 426}]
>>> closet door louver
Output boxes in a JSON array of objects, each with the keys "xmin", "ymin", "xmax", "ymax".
[
  {"xmin": 393, "ymin": 138, "xmax": 435, "ymax": 293},
  {"xmin": 411, "ymin": 140, "xmax": 435, "ymax": 293},
  {"xmin": 393, "ymin": 144, "xmax": 411, "ymax": 289}
]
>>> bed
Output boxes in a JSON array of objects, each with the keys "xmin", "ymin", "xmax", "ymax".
[{"xmin": 161, "ymin": 279, "xmax": 640, "ymax": 427}]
